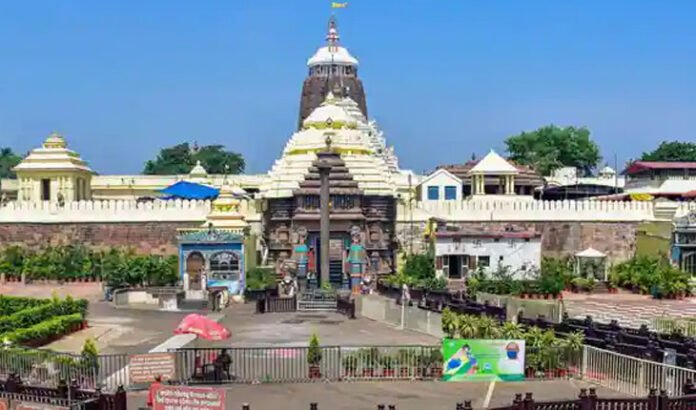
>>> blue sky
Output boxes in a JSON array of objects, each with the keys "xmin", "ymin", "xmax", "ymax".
[{"xmin": 1, "ymin": 0, "xmax": 695, "ymax": 175}]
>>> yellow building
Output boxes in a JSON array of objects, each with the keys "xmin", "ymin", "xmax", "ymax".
[{"xmin": 13, "ymin": 132, "xmax": 94, "ymax": 202}]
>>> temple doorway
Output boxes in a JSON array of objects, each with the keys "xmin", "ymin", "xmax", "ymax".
[
  {"xmin": 186, "ymin": 252, "xmax": 205, "ymax": 291},
  {"xmin": 312, "ymin": 235, "xmax": 349, "ymax": 287}
]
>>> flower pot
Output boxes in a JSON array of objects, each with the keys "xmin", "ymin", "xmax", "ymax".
[
  {"xmin": 525, "ymin": 367, "xmax": 535, "ymax": 378},
  {"xmin": 544, "ymin": 294, "xmax": 551, "ymax": 300},
  {"xmin": 308, "ymin": 365, "xmax": 321, "ymax": 379},
  {"xmin": 399, "ymin": 367, "xmax": 410, "ymax": 378},
  {"xmin": 382, "ymin": 368, "xmax": 395, "ymax": 377},
  {"xmin": 362, "ymin": 368, "xmax": 375, "ymax": 378},
  {"xmin": 344, "ymin": 368, "xmax": 356, "ymax": 377},
  {"xmin": 557, "ymin": 368, "xmax": 567, "ymax": 378}
]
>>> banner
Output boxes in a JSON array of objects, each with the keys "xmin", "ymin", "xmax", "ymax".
[
  {"xmin": 153, "ymin": 386, "xmax": 225, "ymax": 410},
  {"xmin": 442, "ymin": 339, "xmax": 525, "ymax": 381}
]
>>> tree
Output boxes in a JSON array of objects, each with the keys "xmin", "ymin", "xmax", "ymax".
[
  {"xmin": 641, "ymin": 141, "xmax": 696, "ymax": 162},
  {"xmin": 505, "ymin": 125, "xmax": 601, "ymax": 176},
  {"xmin": 0, "ymin": 148, "xmax": 22, "ymax": 179},
  {"xmin": 143, "ymin": 143, "xmax": 245, "ymax": 175}
]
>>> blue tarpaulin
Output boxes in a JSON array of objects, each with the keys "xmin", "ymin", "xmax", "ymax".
[{"xmin": 160, "ymin": 181, "xmax": 219, "ymax": 200}]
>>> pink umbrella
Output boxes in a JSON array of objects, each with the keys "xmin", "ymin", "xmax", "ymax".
[{"xmin": 174, "ymin": 314, "xmax": 231, "ymax": 341}]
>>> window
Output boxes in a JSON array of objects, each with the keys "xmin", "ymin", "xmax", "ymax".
[
  {"xmin": 427, "ymin": 186, "xmax": 439, "ymax": 200},
  {"xmin": 210, "ymin": 252, "xmax": 240, "ymax": 281},
  {"xmin": 444, "ymin": 186, "xmax": 457, "ymax": 200},
  {"xmin": 478, "ymin": 256, "xmax": 490, "ymax": 268}
]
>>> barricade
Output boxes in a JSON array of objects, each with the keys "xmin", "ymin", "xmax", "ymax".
[{"xmin": 582, "ymin": 345, "xmax": 696, "ymax": 396}]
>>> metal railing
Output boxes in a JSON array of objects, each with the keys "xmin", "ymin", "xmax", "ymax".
[
  {"xmin": 170, "ymin": 345, "xmax": 443, "ymax": 384},
  {"xmin": 582, "ymin": 345, "xmax": 696, "ymax": 396},
  {"xmin": 651, "ymin": 317, "xmax": 696, "ymax": 337}
]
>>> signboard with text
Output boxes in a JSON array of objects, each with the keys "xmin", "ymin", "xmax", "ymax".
[
  {"xmin": 153, "ymin": 385, "xmax": 225, "ymax": 410},
  {"xmin": 128, "ymin": 353, "xmax": 177, "ymax": 383},
  {"xmin": 442, "ymin": 339, "xmax": 525, "ymax": 382}
]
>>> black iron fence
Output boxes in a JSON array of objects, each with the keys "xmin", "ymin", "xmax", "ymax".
[{"xmin": 0, "ymin": 374, "xmax": 127, "ymax": 410}]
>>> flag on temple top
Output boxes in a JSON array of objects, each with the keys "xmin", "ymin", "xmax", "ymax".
[{"xmin": 332, "ymin": 2, "xmax": 348, "ymax": 8}]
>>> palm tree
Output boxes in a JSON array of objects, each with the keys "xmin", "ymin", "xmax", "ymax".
[
  {"xmin": 457, "ymin": 315, "xmax": 480, "ymax": 339},
  {"xmin": 477, "ymin": 316, "xmax": 501, "ymax": 339},
  {"xmin": 501, "ymin": 322, "xmax": 525, "ymax": 339},
  {"xmin": 441, "ymin": 308, "xmax": 459, "ymax": 339}
]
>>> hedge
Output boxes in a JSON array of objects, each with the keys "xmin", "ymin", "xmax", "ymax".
[
  {"xmin": 0, "ymin": 297, "xmax": 88, "ymax": 334},
  {"xmin": 0, "ymin": 313, "xmax": 85, "ymax": 345},
  {"xmin": 0, "ymin": 245, "xmax": 179, "ymax": 286},
  {"xmin": 0, "ymin": 295, "xmax": 51, "ymax": 316}
]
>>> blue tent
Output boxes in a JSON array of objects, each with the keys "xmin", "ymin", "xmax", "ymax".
[{"xmin": 160, "ymin": 181, "xmax": 219, "ymax": 200}]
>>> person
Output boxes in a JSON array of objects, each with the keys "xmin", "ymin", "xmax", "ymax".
[
  {"xmin": 214, "ymin": 349, "xmax": 232, "ymax": 381},
  {"xmin": 445, "ymin": 344, "xmax": 477, "ymax": 376},
  {"xmin": 497, "ymin": 342, "xmax": 524, "ymax": 376},
  {"xmin": 146, "ymin": 375, "xmax": 162, "ymax": 408}
]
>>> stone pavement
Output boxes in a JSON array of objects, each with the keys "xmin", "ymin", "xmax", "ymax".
[
  {"xmin": 192, "ymin": 303, "xmax": 438, "ymax": 349},
  {"xmin": 127, "ymin": 380, "xmax": 626, "ymax": 410},
  {"xmin": 563, "ymin": 292, "xmax": 696, "ymax": 328}
]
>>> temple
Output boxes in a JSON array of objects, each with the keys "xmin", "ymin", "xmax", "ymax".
[{"xmin": 0, "ymin": 16, "xmax": 695, "ymax": 300}]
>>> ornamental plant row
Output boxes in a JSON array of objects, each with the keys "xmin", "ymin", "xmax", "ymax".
[
  {"xmin": 0, "ymin": 313, "xmax": 85, "ymax": 346},
  {"xmin": 0, "ymin": 297, "xmax": 88, "ymax": 334},
  {"xmin": 0, "ymin": 295, "xmax": 51, "ymax": 316}
]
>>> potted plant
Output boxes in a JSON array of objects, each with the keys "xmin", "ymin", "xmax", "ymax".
[
  {"xmin": 342, "ymin": 354, "xmax": 358, "ymax": 377},
  {"xmin": 428, "ymin": 348, "xmax": 443, "ymax": 379},
  {"xmin": 397, "ymin": 349, "xmax": 414, "ymax": 378},
  {"xmin": 380, "ymin": 354, "xmax": 395, "ymax": 378},
  {"xmin": 307, "ymin": 334, "xmax": 322, "ymax": 379},
  {"xmin": 360, "ymin": 347, "xmax": 379, "ymax": 378}
]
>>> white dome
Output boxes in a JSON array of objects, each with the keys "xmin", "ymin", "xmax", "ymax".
[
  {"xmin": 302, "ymin": 93, "xmax": 356, "ymax": 127},
  {"xmin": 307, "ymin": 46, "xmax": 358, "ymax": 67}
]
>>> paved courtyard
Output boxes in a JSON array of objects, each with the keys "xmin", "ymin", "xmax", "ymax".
[
  {"xmin": 563, "ymin": 292, "xmax": 696, "ymax": 328},
  {"xmin": 192, "ymin": 303, "xmax": 437, "ymax": 349},
  {"xmin": 127, "ymin": 380, "xmax": 626, "ymax": 410}
]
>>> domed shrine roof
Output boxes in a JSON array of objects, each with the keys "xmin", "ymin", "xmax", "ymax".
[
  {"xmin": 306, "ymin": 17, "xmax": 358, "ymax": 67},
  {"xmin": 13, "ymin": 131, "xmax": 93, "ymax": 174}
]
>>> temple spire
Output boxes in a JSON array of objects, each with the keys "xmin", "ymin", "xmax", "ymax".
[{"xmin": 326, "ymin": 16, "xmax": 340, "ymax": 51}]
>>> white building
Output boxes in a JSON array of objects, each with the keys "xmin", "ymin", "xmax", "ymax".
[{"xmin": 434, "ymin": 228, "xmax": 542, "ymax": 280}]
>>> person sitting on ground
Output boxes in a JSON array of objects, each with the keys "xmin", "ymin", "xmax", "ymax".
[{"xmin": 214, "ymin": 348, "xmax": 232, "ymax": 381}]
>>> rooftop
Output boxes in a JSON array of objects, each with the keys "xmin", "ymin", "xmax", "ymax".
[{"xmin": 624, "ymin": 161, "xmax": 696, "ymax": 175}]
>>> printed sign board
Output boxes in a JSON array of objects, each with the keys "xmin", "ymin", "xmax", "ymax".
[
  {"xmin": 153, "ymin": 385, "xmax": 225, "ymax": 410},
  {"xmin": 128, "ymin": 352, "xmax": 177, "ymax": 383},
  {"xmin": 442, "ymin": 339, "xmax": 525, "ymax": 382}
]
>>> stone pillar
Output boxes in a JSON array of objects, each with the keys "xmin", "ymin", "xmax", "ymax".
[{"xmin": 318, "ymin": 160, "xmax": 331, "ymax": 287}]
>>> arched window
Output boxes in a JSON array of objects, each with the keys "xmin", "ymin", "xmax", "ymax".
[{"xmin": 210, "ymin": 252, "xmax": 240, "ymax": 280}]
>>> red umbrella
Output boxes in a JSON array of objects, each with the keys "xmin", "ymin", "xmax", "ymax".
[{"xmin": 174, "ymin": 314, "xmax": 231, "ymax": 341}]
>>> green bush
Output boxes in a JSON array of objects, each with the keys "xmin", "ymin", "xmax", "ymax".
[
  {"xmin": 0, "ymin": 313, "xmax": 84, "ymax": 345},
  {"xmin": 246, "ymin": 267, "xmax": 276, "ymax": 290},
  {"xmin": 0, "ymin": 245, "xmax": 179, "ymax": 287},
  {"xmin": 0, "ymin": 297, "xmax": 88, "ymax": 334},
  {"xmin": 0, "ymin": 295, "xmax": 50, "ymax": 316},
  {"xmin": 610, "ymin": 256, "xmax": 691, "ymax": 298},
  {"xmin": 307, "ymin": 333, "xmax": 322, "ymax": 366}
]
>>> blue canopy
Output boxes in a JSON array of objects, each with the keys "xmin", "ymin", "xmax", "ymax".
[{"xmin": 160, "ymin": 181, "xmax": 219, "ymax": 200}]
